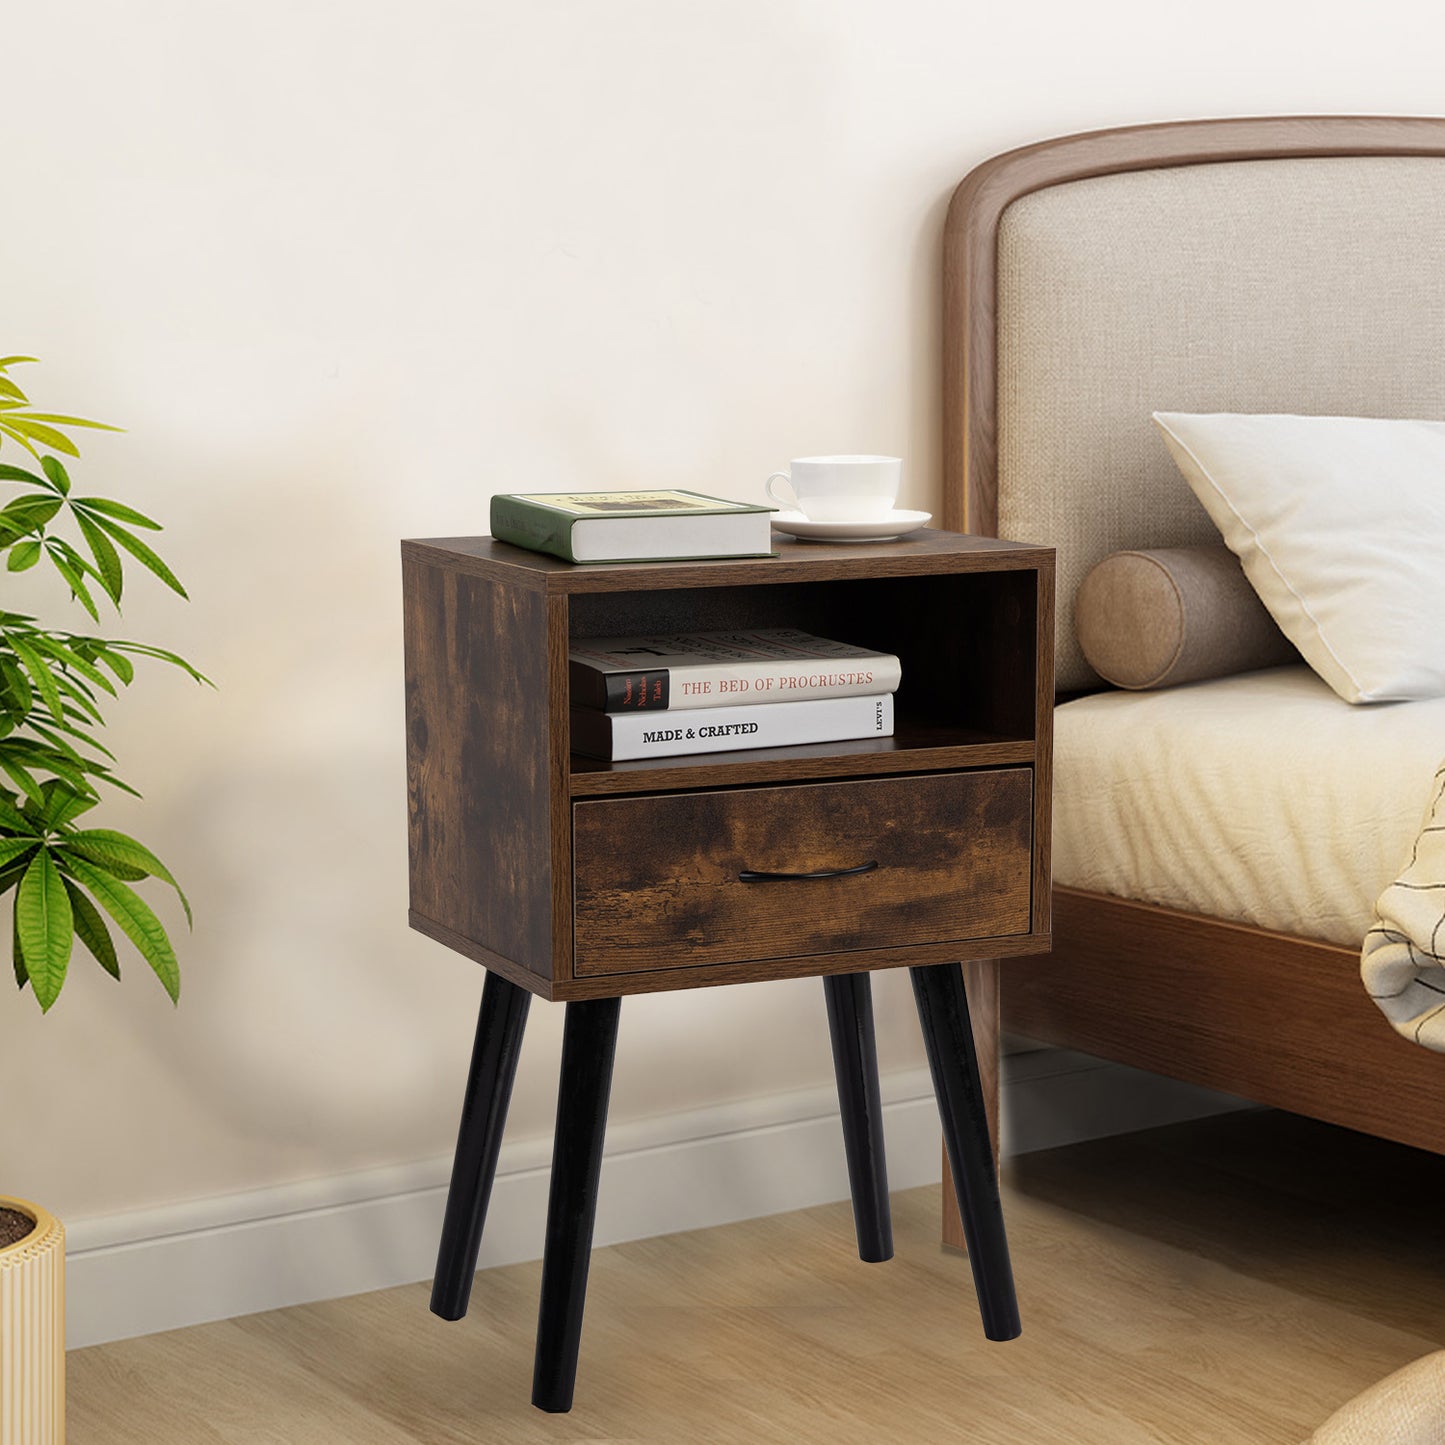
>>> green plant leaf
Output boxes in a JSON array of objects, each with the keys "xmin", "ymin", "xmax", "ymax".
[
  {"xmin": 11, "ymin": 751, "xmax": 96, "ymax": 797},
  {"xmin": 19, "ymin": 413, "xmax": 122, "ymax": 435},
  {"xmin": 61, "ymin": 828, "xmax": 191, "ymax": 925},
  {"xmin": 28, "ymin": 630, "xmax": 115, "ymax": 695},
  {"xmin": 0, "ymin": 421, "xmax": 41, "ymax": 459},
  {"xmin": 84, "ymin": 514, "xmax": 187, "ymax": 597},
  {"xmin": 17, "ymin": 723, "xmax": 84, "ymax": 763},
  {"xmin": 0, "ymin": 741, "xmax": 90, "ymax": 794},
  {"xmin": 0, "ymin": 792, "xmax": 37, "ymax": 833},
  {"xmin": 10, "ymin": 740, "xmax": 101, "ymax": 780},
  {"xmin": 0, "ymin": 731, "xmax": 101, "ymax": 780},
  {"xmin": 0, "ymin": 657, "xmax": 31, "ymax": 716},
  {"xmin": 63, "ymin": 877, "xmax": 120, "ymax": 980},
  {"xmin": 55, "ymin": 682, "xmax": 104, "ymax": 726},
  {"xmin": 0, "ymin": 361, "xmax": 203, "ymax": 1010},
  {"xmin": 105, "ymin": 641, "xmax": 210, "ymax": 686},
  {"xmin": 0, "ymin": 494, "xmax": 64, "ymax": 532},
  {"xmin": 85, "ymin": 853, "xmax": 145, "ymax": 881},
  {"xmin": 85, "ymin": 766, "xmax": 140, "ymax": 799},
  {"xmin": 29, "ymin": 780, "xmax": 97, "ymax": 830},
  {"xmin": 5, "ymin": 633, "xmax": 64, "ymax": 722},
  {"xmin": 53, "ymin": 681, "xmax": 104, "ymax": 722},
  {"xmin": 73, "ymin": 511, "xmax": 123, "ymax": 604},
  {"xmin": 12, "ymin": 909, "xmax": 28, "ymax": 990},
  {"xmin": 6, "ymin": 540, "xmax": 41, "ymax": 572},
  {"xmin": 46, "ymin": 537, "xmax": 104, "ymax": 581},
  {"xmin": 2, "ymin": 735, "xmax": 83, "ymax": 767},
  {"xmin": 94, "ymin": 648, "xmax": 133, "ymax": 686},
  {"xmin": 40, "ymin": 456, "xmax": 70, "ymax": 495},
  {"xmin": 73, "ymin": 497, "xmax": 162, "ymax": 530},
  {"xmin": 0, "ymin": 753, "xmax": 46, "ymax": 807},
  {"xmin": 59, "ymin": 854, "xmax": 178, "ymax": 1003},
  {"xmin": 1, "ymin": 416, "xmax": 80, "ymax": 456},
  {"xmin": 44, "ymin": 543, "xmax": 100, "ymax": 621},
  {"xmin": 28, "ymin": 716, "xmax": 115, "ymax": 764},
  {"xmin": 0, "ymin": 836, "xmax": 39, "ymax": 870},
  {"xmin": 16, "ymin": 848, "xmax": 73, "ymax": 1010}
]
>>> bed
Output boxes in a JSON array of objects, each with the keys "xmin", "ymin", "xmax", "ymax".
[{"xmin": 938, "ymin": 116, "xmax": 1445, "ymax": 1246}]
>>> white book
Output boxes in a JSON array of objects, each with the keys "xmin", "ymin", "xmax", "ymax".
[
  {"xmin": 489, "ymin": 489, "xmax": 775, "ymax": 563},
  {"xmin": 571, "ymin": 693, "xmax": 895, "ymax": 761},
  {"xmin": 569, "ymin": 627, "xmax": 902, "ymax": 712}
]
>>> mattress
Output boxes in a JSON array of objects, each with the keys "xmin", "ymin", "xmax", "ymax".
[{"xmin": 1052, "ymin": 666, "xmax": 1445, "ymax": 947}]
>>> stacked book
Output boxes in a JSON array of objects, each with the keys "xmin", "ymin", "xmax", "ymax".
[
  {"xmin": 491, "ymin": 489, "xmax": 775, "ymax": 563},
  {"xmin": 569, "ymin": 628, "xmax": 902, "ymax": 761}
]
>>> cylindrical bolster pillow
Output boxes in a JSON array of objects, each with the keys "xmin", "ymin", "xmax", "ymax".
[{"xmin": 1075, "ymin": 545, "xmax": 1297, "ymax": 690}]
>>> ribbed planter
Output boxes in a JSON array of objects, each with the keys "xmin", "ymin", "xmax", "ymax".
[{"xmin": 0, "ymin": 1199, "xmax": 64, "ymax": 1445}]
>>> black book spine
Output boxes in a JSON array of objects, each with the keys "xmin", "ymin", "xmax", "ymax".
[{"xmin": 602, "ymin": 670, "xmax": 671, "ymax": 711}]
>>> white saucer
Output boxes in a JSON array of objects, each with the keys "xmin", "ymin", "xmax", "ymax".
[{"xmin": 770, "ymin": 509, "xmax": 932, "ymax": 543}]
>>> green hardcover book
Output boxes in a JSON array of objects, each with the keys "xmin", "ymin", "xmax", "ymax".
[{"xmin": 489, "ymin": 489, "xmax": 776, "ymax": 564}]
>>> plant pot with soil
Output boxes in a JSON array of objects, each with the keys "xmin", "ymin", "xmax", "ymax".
[
  {"xmin": 0, "ymin": 358, "xmax": 206, "ymax": 1444},
  {"xmin": 0, "ymin": 1199, "xmax": 64, "ymax": 1444}
]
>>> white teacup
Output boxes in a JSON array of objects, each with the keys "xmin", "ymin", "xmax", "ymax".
[{"xmin": 765, "ymin": 455, "xmax": 901, "ymax": 524}]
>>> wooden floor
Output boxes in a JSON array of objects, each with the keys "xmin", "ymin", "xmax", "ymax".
[{"xmin": 69, "ymin": 1110, "xmax": 1445, "ymax": 1443}]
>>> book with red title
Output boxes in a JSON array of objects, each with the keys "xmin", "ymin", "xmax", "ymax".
[{"xmin": 569, "ymin": 628, "xmax": 901, "ymax": 714}]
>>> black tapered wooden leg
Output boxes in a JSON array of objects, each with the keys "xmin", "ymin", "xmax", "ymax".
[
  {"xmin": 430, "ymin": 971, "xmax": 532, "ymax": 1321},
  {"xmin": 910, "ymin": 961, "xmax": 1021, "ymax": 1342},
  {"xmin": 823, "ymin": 972, "xmax": 894, "ymax": 1263},
  {"xmin": 532, "ymin": 995, "xmax": 622, "ymax": 1414}
]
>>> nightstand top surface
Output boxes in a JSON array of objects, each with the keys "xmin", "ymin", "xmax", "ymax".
[{"xmin": 401, "ymin": 528, "xmax": 1052, "ymax": 593}]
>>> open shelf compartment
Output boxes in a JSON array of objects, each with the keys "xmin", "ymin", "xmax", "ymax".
[{"xmin": 566, "ymin": 570, "xmax": 1038, "ymax": 795}]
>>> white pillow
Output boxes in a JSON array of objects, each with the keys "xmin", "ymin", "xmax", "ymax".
[{"xmin": 1152, "ymin": 412, "xmax": 1445, "ymax": 704}]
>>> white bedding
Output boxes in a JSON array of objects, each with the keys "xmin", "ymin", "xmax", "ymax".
[{"xmin": 1052, "ymin": 667, "xmax": 1445, "ymax": 948}]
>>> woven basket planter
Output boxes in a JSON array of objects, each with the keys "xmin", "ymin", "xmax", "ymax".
[{"xmin": 0, "ymin": 1199, "xmax": 64, "ymax": 1445}]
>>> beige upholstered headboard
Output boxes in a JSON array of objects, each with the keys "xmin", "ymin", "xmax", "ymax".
[{"xmin": 943, "ymin": 117, "xmax": 1445, "ymax": 691}]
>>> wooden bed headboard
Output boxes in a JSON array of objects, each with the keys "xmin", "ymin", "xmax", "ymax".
[{"xmin": 942, "ymin": 116, "xmax": 1445, "ymax": 690}]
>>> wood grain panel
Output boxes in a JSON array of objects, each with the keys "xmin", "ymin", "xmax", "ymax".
[
  {"xmin": 572, "ymin": 770, "xmax": 1032, "ymax": 977},
  {"xmin": 545, "ymin": 594, "xmax": 574, "ymax": 982},
  {"xmin": 1030, "ymin": 559, "xmax": 1054, "ymax": 938},
  {"xmin": 405, "ymin": 537, "xmax": 1054, "ymax": 1004},
  {"xmin": 570, "ymin": 733, "xmax": 1035, "ymax": 796},
  {"xmin": 403, "ymin": 556, "xmax": 554, "ymax": 978},
  {"xmin": 1004, "ymin": 887, "xmax": 1445, "ymax": 1155},
  {"xmin": 414, "ymin": 907, "xmax": 1048, "ymax": 999},
  {"xmin": 403, "ymin": 530, "xmax": 1050, "ymax": 594}
]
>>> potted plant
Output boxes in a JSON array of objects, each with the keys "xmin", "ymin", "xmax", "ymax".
[{"xmin": 0, "ymin": 356, "xmax": 204, "ymax": 1443}]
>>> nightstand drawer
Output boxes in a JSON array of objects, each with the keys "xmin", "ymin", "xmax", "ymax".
[{"xmin": 572, "ymin": 769, "xmax": 1032, "ymax": 977}]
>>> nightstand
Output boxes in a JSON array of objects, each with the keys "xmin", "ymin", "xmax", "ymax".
[{"xmin": 401, "ymin": 528, "xmax": 1054, "ymax": 1412}]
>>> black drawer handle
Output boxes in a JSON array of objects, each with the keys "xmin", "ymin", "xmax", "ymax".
[{"xmin": 737, "ymin": 860, "xmax": 879, "ymax": 883}]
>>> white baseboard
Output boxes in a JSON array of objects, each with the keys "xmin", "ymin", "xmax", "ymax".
[{"xmin": 64, "ymin": 1050, "xmax": 1245, "ymax": 1350}]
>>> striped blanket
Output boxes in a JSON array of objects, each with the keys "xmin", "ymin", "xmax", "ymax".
[{"xmin": 1364, "ymin": 763, "xmax": 1445, "ymax": 1050}]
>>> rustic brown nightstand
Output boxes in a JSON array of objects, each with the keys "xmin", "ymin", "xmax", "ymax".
[{"xmin": 402, "ymin": 528, "xmax": 1054, "ymax": 1413}]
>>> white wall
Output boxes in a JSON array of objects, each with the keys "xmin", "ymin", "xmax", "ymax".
[{"xmin": 0, "ymin": 0, "xmax": 1437, "ymax": 1227}]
